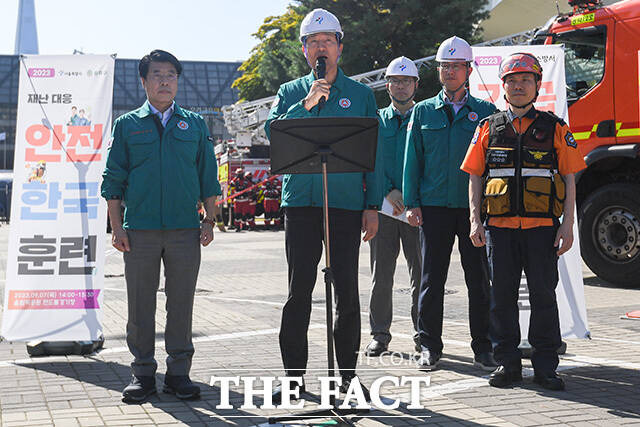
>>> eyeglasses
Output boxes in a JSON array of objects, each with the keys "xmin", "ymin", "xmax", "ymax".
[
  {"xmin": 148, "ymin": 73, "xmax": 178, "ymax": 82},
  {"xmin": 438, "ymin": 63, "xmax": 468, "ymax": 72},
  {"xmin": 387, "ymin": 77, "xmax": 415, "ymax": 87},
  {"xmin": 305, "ymin": 38, "xmax": 338, "ymax": 50}
]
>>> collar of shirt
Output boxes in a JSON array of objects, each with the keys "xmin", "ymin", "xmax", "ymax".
[
  {"xmin": 390, "ymin": 103, "xmax": 414, "ymax": 119},
  {"xmin": 506, "ymin": 106, "xmax": 537, "ymax": 122},
  {"xmin": 443, "ymin": 89, "xmax": 469, "ymax": 108},
  {"xmin": 506, "ymin": 107, "xmax": 537, "ymax": 134},
  {"xmin": 148, "ymin": 101, "xmax": 175, "ymax": 127},
  {"xmin": 305, "ymin": 67, "xmax": 346, "ymax": 93}
]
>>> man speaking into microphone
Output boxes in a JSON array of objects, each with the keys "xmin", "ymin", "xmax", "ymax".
[{"xmin": 265, "ymin": 8, "xmax": 382, "ymax": 402}]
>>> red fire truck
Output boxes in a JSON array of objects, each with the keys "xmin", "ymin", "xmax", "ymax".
[
  {"xmin": 535, "ymin": 0, "xmax": 640, "ymax": 285},
  {"xmin": 215, "ymin": 144, "xmax": 271, "ymax": 225}
]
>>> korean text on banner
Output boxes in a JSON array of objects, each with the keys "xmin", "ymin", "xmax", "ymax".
[
  {"xmin": 470, "ymin": 45, "xmax": 589, "ymax": 340},
  {"xmin": 1, "ymin": 55, "xmax": 114, "ymax": 342}
]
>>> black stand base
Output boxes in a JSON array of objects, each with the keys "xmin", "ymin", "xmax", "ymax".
[
  {"xmin": 26, "ymin": 336, "xmax": 104, "ymax": 356},
  {"xmin": 268, "ymin": 407, "xmax": 369, "ymax": 425}
]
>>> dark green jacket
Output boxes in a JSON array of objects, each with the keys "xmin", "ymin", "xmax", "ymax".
[
  {"xmin": 101, "ymin": 101, "xmax": 221, "ymax": 229},
  {"xmin": 403, "ymin": 91, "xmax": 496, "ymax": 209},
  {"xmin": 264, "ymin": 68, "xmax": 382, "ymax": 211},
  {"xmin": 378, "ymin": 104, "xmax": 412, "ymax": 197}
]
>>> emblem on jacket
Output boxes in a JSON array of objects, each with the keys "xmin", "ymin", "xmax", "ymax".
[
  {"xmin": 468, "ymin": 111, "xmax": 478, "ymax": 122},
  {"xmin": 529, "ymin": 150, "xmax": 546, "ymax": 160},
  {"xmin": 339, "ymin": 98, "xmax": 351, "ymax": 108},
  {"xmin": 177, "ymin": 120, "xmax": 189, "ymax": 130}
]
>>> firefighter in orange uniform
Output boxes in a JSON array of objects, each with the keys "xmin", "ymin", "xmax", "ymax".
[{"xmin": 461, "ymin": 53, "xmax": 586, "ymax": 391}]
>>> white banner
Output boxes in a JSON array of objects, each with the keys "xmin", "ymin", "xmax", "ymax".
[
  {"xmin": 1, "ymin": 55, "xmax": 114, "ymax": 341},
  {"xmin": 470, "ymin": 45, "xmax": 590, "ymax": 340}
]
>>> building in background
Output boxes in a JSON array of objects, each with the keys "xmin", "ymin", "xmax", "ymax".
[{"xmin": 0, "ymin": 54, "xmax": 242, "ymax": 170}]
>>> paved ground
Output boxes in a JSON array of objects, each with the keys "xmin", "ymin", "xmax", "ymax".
[{"xmin": 0, "ymin": 222, "xmax": 639, "ymax": 426}]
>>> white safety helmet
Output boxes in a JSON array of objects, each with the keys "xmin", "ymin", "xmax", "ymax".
[
  {"xmin": 299, "ymin": 8, "xmax": 344, "ymax": 43},
  {"xmin": 436, "ymin": 36, "xmax": 473, "ymax": 63},
  {"xmin": 385, "ymin": 56, "xmax": 419, "ymax": 79}
]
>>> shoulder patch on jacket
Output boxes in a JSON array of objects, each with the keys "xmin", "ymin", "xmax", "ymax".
[
  {"xmin": 471, "ymin": 126, "xmax": 480, "ymax": 145},
  {"xmin": 565, "ymin": 132, "xmax": 577, "ymax": 148}
]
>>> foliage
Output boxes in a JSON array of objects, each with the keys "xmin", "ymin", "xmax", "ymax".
[{"xmin": 233, "ymin": 0, "xmax": 490, "ymax": 104}]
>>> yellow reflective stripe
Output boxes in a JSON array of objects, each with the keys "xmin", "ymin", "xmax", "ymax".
[
  {"xmin": 573, "ymin": 124, "xmax": 597, "ymax": 141},
  {"xmin": 617, "ymin": 128, "xmax": 640, "ymax": 137},
  {"xmin": 573, "ymin": 132, "xmax": 591, "ymax": 140},
  {"xmin": 615, "ymin": 122, "xmax": 640, "ymax": 137}
]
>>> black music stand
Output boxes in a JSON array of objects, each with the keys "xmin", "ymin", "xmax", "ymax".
[{"xmin": 268, "ymin": 116, "xmax": 378, "ymax": 425}]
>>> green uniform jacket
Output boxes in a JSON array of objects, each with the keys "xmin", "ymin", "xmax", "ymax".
[
  {"xmin": 403, "ymin": 91, "xmax": 496, "ymax": 209},
  {"xmin": 264, "ymin": 68, "xmax": 383, "ymax": 211},
  {"xmin": 101, "ymin": 101, "xmax": 221, "ymax": 229},
  {"xmin": 378, "ymin": 104, "xmax": 412, "ymax": 197}
]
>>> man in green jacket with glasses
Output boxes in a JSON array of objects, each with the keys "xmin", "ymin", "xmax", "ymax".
[
  {"xmin": 404, "ymin": 36, "xmax": 497, "ymax": 371},
  {"xmin": 265, "ymin": 8, "xmax": 382, "ymax": 403},
  {"xmin": 101, "ymin": 50, "xmax": 221, "ymax": 403}
]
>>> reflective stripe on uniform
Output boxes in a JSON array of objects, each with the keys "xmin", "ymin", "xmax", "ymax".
[
  {"xmin": 522, "ymin": 168, "xmax": 556, "ymax": 177},
  {"xmin": 488, "ymin": 168, "xmax": 555, "ymax": 178},
  {"xmin": 488, "ymin": 168, "xmax": 515, "ymax": 177}
]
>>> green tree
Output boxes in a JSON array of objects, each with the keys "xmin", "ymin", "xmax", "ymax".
[
  {"xmin": 232, "ymin": 8, "xmax": 306, "ymax": 101},
  {"xmin": 233, "ymin": 0, "xmax": 490, "ymax": 103}
]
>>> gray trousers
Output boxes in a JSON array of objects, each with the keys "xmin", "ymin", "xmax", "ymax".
[
  {"xmin": 368, "ymin": 213, "xmax": 422, "ymax": 345},
  {"xmin": 123, "ymin": 228, "xmax": 201, "ymax": 377}
]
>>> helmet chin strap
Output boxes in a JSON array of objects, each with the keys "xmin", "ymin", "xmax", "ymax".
[
  {"xmin": 504, "ymin": 88, "xmax": 540, "ymax": 109},
  {"xmin": 388, "ymin": 86, "xmax": 416, "ymax": 106},
  {"xmin": 440, "ymin": 66, "xmax": 470, "ymax": 100}
]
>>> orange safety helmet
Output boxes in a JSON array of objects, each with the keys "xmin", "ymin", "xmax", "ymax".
[{"xmin": 498, "ymin": 53, "xmax": 543, "ymax": 81}]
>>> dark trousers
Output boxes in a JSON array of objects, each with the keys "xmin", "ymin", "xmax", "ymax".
[
  {"xmin": 485, "ymin": 225, "xmax": 561, "ymax": 374},
  {"xmin": 280, "ymin": 207, "xmax": 362, "ymax": 378},
  {"xmin": 418, "ymin": 206, "xmax": 492, "ymax": 354}
]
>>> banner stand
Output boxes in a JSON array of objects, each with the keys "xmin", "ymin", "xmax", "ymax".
[{"xmin": 1, "ymin": 54, "xmax": 113, "ymax": 344}]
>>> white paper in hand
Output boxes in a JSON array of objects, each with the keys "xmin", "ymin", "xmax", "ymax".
[{"xmin": 380, "ymin": 197, "xmax": 409, "ymax": 224}]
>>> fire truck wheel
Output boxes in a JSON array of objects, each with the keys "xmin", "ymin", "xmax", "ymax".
[{"xmin": 579, "ymin": 183, "xmax": 640, "ymax": 287}]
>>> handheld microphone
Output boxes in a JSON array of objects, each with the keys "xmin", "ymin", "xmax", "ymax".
[{"xmin": 315, "ymin": 56, "xmax": 327, "ymax": 111}]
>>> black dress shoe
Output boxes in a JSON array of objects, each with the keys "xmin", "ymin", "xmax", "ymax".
[
  {"xmin": 489, "ymin": 365, "xmax": 523, "ymax": 388},
  {"xmin": 418, "ymin": 347, "xmax": 442, "ymax": 370},
  {"xmin": 474, "ymin": 352, "xmax": 498, "ymax": 371},
  {"xmin": 340, "ymin": 375, "xmax": 371, "ymax": 402},
  {"xmin": 533, "ymin": 372, "xmax": 565, "ymax": 391},
  {"xmin": 163, "ymin": 375, "xmax": 200, "ymax": 400},
  {"xmin": 272, "ymin": 379, "xmax": 306, "ymax": 405},
  {"xmin": 122, "ymin": 375, "xmax": 156, "ymax": 403},
  {"xmin": 364, "ymin": 340, "xmax": 388, "ymax": 357},
  {"xmin": 413, "ymin": 337, "xmax": 421, "ymax": 353}
]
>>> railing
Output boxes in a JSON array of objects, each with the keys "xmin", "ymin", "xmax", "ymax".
[{"xmin": 221, "ymin": 29, "xmax": 540, "ymax": 140}]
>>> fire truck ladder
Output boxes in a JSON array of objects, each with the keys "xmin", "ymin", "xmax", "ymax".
[{"xmin": 222, "ymin": 28, "xmax": 541, "ymax": 143}]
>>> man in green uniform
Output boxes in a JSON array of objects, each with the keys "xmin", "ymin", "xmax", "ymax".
[
  {"xmin": 365, "ymin": 56, "xmax": 422, "ymax": 357},
  {"xmin": 101, "ymin": 50, "xmax": 221, "ymax": 403},
  {"xmin": 264, "ymin": 8, "xmax": 382, "ymax": 402},
  {"xmin": 403, "ymin": 36, "xmax": 497, "ymax": 370}
]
